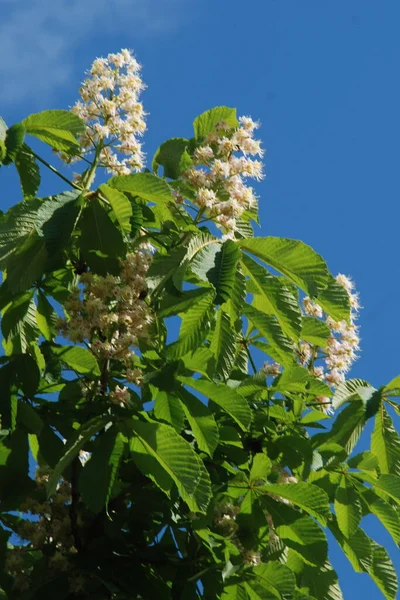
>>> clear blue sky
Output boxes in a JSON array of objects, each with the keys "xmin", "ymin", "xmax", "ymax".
[{"xmin": 1, "ymin": 1, "xmax": 399, "ymax": 597}]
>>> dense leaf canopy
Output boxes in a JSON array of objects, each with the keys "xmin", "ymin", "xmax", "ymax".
[{"xmin": 0, "ymin": 50, "xmax": 398, "ymax": 600}]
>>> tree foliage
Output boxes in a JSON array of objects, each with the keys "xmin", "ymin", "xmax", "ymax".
[{"xmin": 0, "ymin": 49, "xmax": 398, "ymax": 600}]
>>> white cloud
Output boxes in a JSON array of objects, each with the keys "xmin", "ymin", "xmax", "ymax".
[{"xmin": 0, "ymin": 0, "xmax": 193, "ymax": 107}]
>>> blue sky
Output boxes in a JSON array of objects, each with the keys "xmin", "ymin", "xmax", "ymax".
[{"xmin": 1, "ymin": 1, "xmax": 400, "ymax": 597}]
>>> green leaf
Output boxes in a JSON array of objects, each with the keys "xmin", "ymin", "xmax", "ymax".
[
  {"xmin": 328, "ymin": 520, "xmax": 372, "ymax": 573},
  {"xmin": 367, "ymin": 541, "xmax": 398, "ymax": 600},
  {"xmin": 272, "ymin": 366, "xmax": 332, "ymax": 397},
  {"xmin": 109, "ymin": 172, "xmax": 173, "ymax": 204},
  {"xmin": 347, "ymin": 451, "xmax": 379, "ymax": 472},
  {"xmin": 22, "ymin": 110, "xmax": 84, "ymax": 152},
  {"xmin": 250, "ymin": 453, "xmax": 271, "ymax": 483},
  {"xmin": 243, "ymin": 304, "xmax": 295, "ymax": 367},
  {"xmin": 193, "ymin": 106, "xmax": 238, "ymax": 139},
  {"xmin": 80, "ymin": 197, "xmax": 125, "ymax": 274},
  {"xmin": 332, "ymin": 379, "xmax": 377, "ymax": 411},
  {"xmin": 383, "ymin": 375, "xmax": 400, "ymax": 397},
  {"xmin": 210, "ymin": 308, "xmax": 237, "ymax": 381},
  {"xmin": 36, "ymin": 290, "xmax": 57, "ymax": 341},
  {"xmin": 316, "ymin": 277, "xmax": 351, "ymax": 322},
  {"xmin": 52, "ymin": 345, "xmax": 101, "ymax": 376},
  {"xmin": 0, "ymin": 202, "xmax": 39, "ymax": 265},
  {"xmin": 1, "ymin": 290, "xmax": 34, "ymax": 340},
  {"xmin": 14, "ymin": 143, "xmax": 40, "ymax": 197},
  {"xmin": 334, "ymin": 475, "xmax": 362, "ymax": 537},
  {"xmin": 300, "ymin": 562, "xmax": 343, "ymax": 600},
  {"xmin": 276, "ymin": 515, "xmax": 328, "ymax": 567},
  {"xmin": 174, "ymin": 233, "xmax": 220, "ymax": 289},
  {"xmin": 362, "ymin": 490, "xmax": 400, "ymax": 545},
  {"xmin": 239, "ymin": 237, "xmax": 329, "ymax": 296},
  {"xmin": 313, "ymin": 401, "xmax": 366, "ymax": 455},
  {"xmin": 0, "ymin": 116, "xmax": 7, "ymax": 142},
  {"xmin": 79, "ymin": 429, "xmax": 125, "ymax": 513},
  {"xmin": 99, "ymin": 183, "xmax": 132, "ymax": 234},
  {"xmin": 207, "ymin": 240, "xmax": 241, "ymax": 304},
  {"xmin": 5, "ymin": 234, "xmax": 49, "ymax": 293},
  {"xmin": 260, "ymin": 482, "xmax": 331, "ymax": 525},
  {"xmin": 36, "ymin": 190, "xmax": 81, "ymax": 255},
  {"xmin": 2, "ymin": 123, "xmax": 25, "ymax": 165},
  {"xmin": 152, "ymin": 137, "xmax": 193, "ymax": 179},
  {"xmin": 244, "ymin": 562, "xmax": 296, "ymax": 599},
  {"xmin": 178, "ymin": 388, "xmax": 219, "ymax": 457},
  {"xmin": 154, "ymin": 390, "xmax": 185, "ymax": 432},
  {"xmin": 301, "ymin": 317, "xmax": 331, "ymax": 348},
  {"xmin": 371, "ymin": 403, "xmax": 400, "ymax": 476},
  {"xmin": 47, "ymin": 415, "xmax": 110, "ymax": 496},
  {"xmin": 166, "ymin": 289, "xmax": 214, "ymax": 358},
  {"xmin": 242, "ymin": 254, "xmax": 302, "ymax": 340},
  {"xmin": 179, "ymin": 376, "xmax": 251, "ymax": 430},
  {"xmin": 130, "ymin": 419, "xmax": 211, "ymax": 513},
  {"xmin": 158, "ymin": 287, "xmax": 211, "ymax": 317}
]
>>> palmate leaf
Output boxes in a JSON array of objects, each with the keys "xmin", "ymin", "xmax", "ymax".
[
  {"xmin": 299, "ymin": 562, "xmax": 344, "ymax": 600},
  {"xmin": 52, "ymin": 345, "xmax": 101, "ymax": 376},
  {"xmin": 329, "ymin": 519, "xmax": 372, "ymax": 573},
  {"xmin": 2, "ymin": 123, "xmax": 25, "ymax": 165},
  {"xmin": 179, "ymin": 376, "xmax": 252, "ymax": 430},
  {"xmin": 166, "ymin": 289, "xmax": 214, "ymax": 358},
  {"xmin": 154, "ymin": 390, "xmax": 185, "ymax": 432},
  {"xmin": 79, "ymin": 429, "xmax": 125, "ymax": 513},
  {"xmin": 0, "ymin": 202, "xmax": 39, "ymax": 265},
  {"xmin": 243, "ymin": 304, "xmax": 295, "ymax": 367},
  {"xmin": 14, "ymin": 143, "xmax": 40, "ymax": 197},
  {"xmin": 99, "ymin": 183, "xmax": 132, "ymax": 234},
  {"xmin": 300, "ymin": 317, "xmax": 331, "ymax": 348},
  {"xmin": 241, "ymin": 254, "xmax": 302, "ymax": 341},
  {"xmin": 193, "ymin": 106, "xmax": 238, "ymax": 139},
  {"xmin": 244, "ymin": 562, "xmax": 296, "ymax": 600},
  {"xmin": 334, "ymin": 475, "xmax": 362, "ymax": 538},
  {"xmin": 275, "ymin": 514, "xmax": 328, "ymax": 566},
  {"xmin": 367, "ymin": 541, "xmax": 398, "ymax": 600},
  {"xmin": 152, "ymin": 137, "xmax": 193, "ymax": 179},
  {"xmin": 260, "ymin": 482, "xmax": 331, "ymax": 525},
  {"xmin": 371, "ymin": 403, "xmax": 400, "ymax": 476},
  {"xmin": 109, "ymin": 172, "xmax": 173, "ymax": 204},
  {"xmin": 47, "ymin": 415, "xmax": 111, "ymax": 496},
  {"xmin": 383, "ymin": 375, "xmax": 400, "ymax": 397},
  {"xmin": 35, "ymin": 190, "xmax": 82, "ymax": 255},
  {"xmin": 224, "ymin": 268, "xmax": 246, "ymax": 321},
  {"xmin": 221, "ymin": 584, "xmax": 249, "ymax": 600},
  {"xmin": 210, "ymin": 308, "xmax": 237, "ymax": 381},
  {"xmin": 312, "ymin": 401, "xmax": 367, "ymax": 455},
  {"xmin": 157, "ymin": 287, "xmax": 211, "ymax": 318},
  {"xmin": 178, "ymin": 388, "xmax": 219, "ymax": 457},
  {"xmin": 207, "ymin": 240, "xmax": 241, "ymax": 304},
  {"xmin": 130, "ymin": 418, "xmax": 211, "ymax": 513},
  {"xmin": 361, "ymin": 489, "xmax": 400, "ymax": 545},
  {"xmin": 22, "ymin": 110, "xmax": 84, "ymax": 152},
  {"xmin": 238, "ymin": 237, "xmax": 330, "ymax": 296},
  {"xmin": 332, "ymin": 378, "xmax": 377, "ymax": 411},
  {"xmin": 351, "ymin": 472, "xmax": 400, "ymax": 505},
  {"xmin": 174, "ymin": 233, "xmax": 220, "ymax": 289},
  {"xmin": 36, "ymin": 290, "xmax": 58, "ymax": 341},
  {"xmin": 316, "ymin": 276, "xmax": 351, "ymax": 322},
  {"xmin": 80, "ymin": 197, "xmax": 125, "ymax": 274}
]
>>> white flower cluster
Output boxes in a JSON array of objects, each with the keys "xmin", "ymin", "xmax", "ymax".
[
  {"xmin": 301, "ymin": 273, "xmax": 361, "ymax": 413},
  {"xmin": 58, "ymin": 247, "xmax": 152, "ymax": 385},
  {"xmin": 67, "ymin": 49, "xmax": 146, "ymax": 179},
  {"xmin": 181, "ymin": 116, "xmax": 264, "ymax": 237}
]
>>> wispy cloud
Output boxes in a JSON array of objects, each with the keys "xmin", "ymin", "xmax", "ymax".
[{"xmin": 1, "ymin": 0, "xmax": 193, "ymax": 107}]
